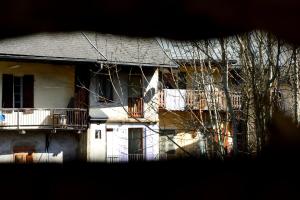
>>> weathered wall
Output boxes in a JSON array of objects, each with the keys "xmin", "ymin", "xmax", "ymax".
[
  {"xmin": 89, "ymin": 68, "xmax": 159, "ymax": 122},
  {"xmin": 0, "ymin": 61, "xmax": 75, "ymax": 108},
  {"xmin": 0, "ymin": 131, "xmax": 80, "ymax": 163}
]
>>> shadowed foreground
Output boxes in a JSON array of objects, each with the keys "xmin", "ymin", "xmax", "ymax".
[{"xmin": 1, "ymin": 113, "xmax": 300, "ymax": 200}]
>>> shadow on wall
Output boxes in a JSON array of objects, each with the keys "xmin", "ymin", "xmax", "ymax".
[
  {"xmin": 0, "ymin": 131, "xmax": 80, "ymax": 163},
  {"xmin": 174, "ymin": 138, "xmax": 205, "ymax": 157}
]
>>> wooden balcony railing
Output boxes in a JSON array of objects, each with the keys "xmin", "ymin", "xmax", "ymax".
[
  {"xmin": 159, "ymin": 89, "xmax": 241, "ymax": 111},
  {"xmin": 128, "ymin": 97, "xmax": 144, "ymax": 118},
  {"xmin": 0, "ymin": 108, "xmax": 88, "ymax": 130}
]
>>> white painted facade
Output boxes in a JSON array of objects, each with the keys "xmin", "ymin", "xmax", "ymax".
[
  {"xmin": 88, "ymin": 67, "xmax": 160, "ymax": 162},
  {"xmin": 87, "ymin": 123, "xmax": 159, "ymax": 162},
  {"xmin": 89, "ymin": 68, "xmax": 159, "ymax": 122}
]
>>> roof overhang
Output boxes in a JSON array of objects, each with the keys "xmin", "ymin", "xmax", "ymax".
[
  {"xmin": 97, "ymin": 60, "xmax": 178, "ymax": 68},
  {"xmin": 0, "ymin": 54, "xmax": 105, "ymax": 64},
  {"xmin": 89, "ymin": 117, "xmax": 108, "ymax": 124}
]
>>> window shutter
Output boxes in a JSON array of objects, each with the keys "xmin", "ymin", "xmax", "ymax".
[
  {"xmin": 2, "ymin": 74, "xmax": 13, "ymax": 108},
  {"xmin": 22, "ymin": 75, "xmax": 34, "ymax": 108}
]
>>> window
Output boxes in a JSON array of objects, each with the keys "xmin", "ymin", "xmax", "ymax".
[
  {"xmin": 128, "ymin": 128, "xmax": 144, "ymax": 155},
  {"xmin": 159, "ymin": 129, "xmax": 176, "ymax": 155},
  {"xmin": 128, "ymin": 75, "xmax": 144, "ymax": 118},
  {"xmin": 95, "ymin": 130, "xmax": 101, "ymax": 139},
  {"xmin": 97, "ymin": 74, "xmax": 113, "ymax": 102},
  {"xmin": 178, "ymin": 72, "xmax": 187, "ymax": 89},
  {"xmin": 13, "ymin": 76, "xmax": 22, "ymax": 108},
  {"xmin": 128, "ymin": 75, "xmax": 143, "ymax": 98},
  {"xmin": 160, "ymin": 70, "xmax": 186, "ymax": 89},
  {"xmin": 236, "ymin": 121, "xmax": 247, "ymax": 152},
  {"xmin": 2, "ymin": 74, "xmax": 34, "ymax": 108},
  {"xmin": 162, "ymin": 72, "xmax": 177, "ymax": 89}
]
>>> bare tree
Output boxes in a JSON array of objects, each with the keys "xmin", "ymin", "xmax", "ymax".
[
  {"xmin": 79, "ymin": 31, "xmax": 300, "ymax": 161},
  {"xmin": 159, "ymin": 30, "xmax": 300, "ymax": 158}
]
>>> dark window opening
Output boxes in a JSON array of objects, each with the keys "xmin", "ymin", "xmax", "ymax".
[
  {"xmin": 160, "ymin": 70, "xmax": 187, "ymax": 89},
  {"xmin": 178, "ymin": 72, "xmax": 187, "ymax": 89},
  {"xmin": 2, "ymin": 74, "xmax": 34, "ymax": 108},
  {"xmin": 97, "ymin": 74, "xmax": 113, "ymax": 102},
  {"xmin": 128, "ymin": 75, "xmax": 143, "ymax": 98},
  {"xmin": 128, "ymin": 128, "xmax": 144, "ymax": 155}
]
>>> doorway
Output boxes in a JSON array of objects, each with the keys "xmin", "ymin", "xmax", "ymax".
[{"xmin": 128, "ymin": 128, "xmax": 144, "ymax": 161}]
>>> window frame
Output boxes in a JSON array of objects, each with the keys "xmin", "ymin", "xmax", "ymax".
[
  {"xmin": 96, "ymin": 73, "xmax": 114, "ymax": 103},
  {"xmin": 2, "ymin": 74, "xmax": 34, "ymax": 109},
  {"xmin": 13, "ymin": 76, "xmax": 24, "ymax": 108},
  {"xmin": 159, "ymin": 129, "xmax": 176, "ymax": 155},
  {"xmin": 128, "ymin": 128, "xmax": 144, "ymax": 155}
]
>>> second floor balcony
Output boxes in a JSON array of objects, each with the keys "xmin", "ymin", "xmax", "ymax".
[
  {"xmin": 128, "ymin": 97, "xmax": 144, "ymax": 118},
  {"xmin": 159, "ymin": 89, "xmax": 242, "ymax": 111},
  {"xmin": 0, "ymin": 108, "xmax": 88, "ymax": 131}
]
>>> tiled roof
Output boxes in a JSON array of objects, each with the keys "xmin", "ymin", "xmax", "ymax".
[
  {"xmin": 0, "ymin": 32, "xmax": 105, "ymax": 61},
  {"xmin": 84, "ymin": 32, "xmax": 177, "ymax": 67},
  {"xmin": 0, "ymin": 32, "xmax": 177, "ymax": 67}
]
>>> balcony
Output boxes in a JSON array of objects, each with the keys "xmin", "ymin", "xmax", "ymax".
[
  {"xmin": 0, "ymin": 108, "xmax": 88, "ymax": 131},
  {"xmin": 128, "ymin": 97, "xmax": 144, "ymax": 118},
  {"xmin": 159, "ymin": 89, "xmax": 241, "ymax": 111}
]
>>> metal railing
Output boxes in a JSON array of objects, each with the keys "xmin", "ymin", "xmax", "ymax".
[
  {"xmin": 0, "ymin": 108, "xmax": 88, "ymax": 130},
  {"xmin": 107, "ymin": 154, "xmax": 145, "ymax": 163},
  {"xmin": 107, "ymin": 156, "xmax": 121, "ymax": 163},
  {"xmin": 159, "ymin": 89, "xmax": 242, "ymax": 111},
  {"xmin": 128, "ymin": 154, "xmax": 145, "ymax": 161}
]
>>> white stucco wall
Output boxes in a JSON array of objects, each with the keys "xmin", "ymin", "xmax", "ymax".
[
  {"xmin": 86, "ymin": 123, "xmax": 107, "ymax": 162},
  {"xmin": 87, "ymin": 123, "xmax": 160, "ymax": 162},
  {"xmin": 0, "ymin": 61, "xmax": 75, "ymax": 108},
  {"xmin": 106, "ymin": 123, "xmax": 159, "ymax": 162},
  {"xmin": 89, "ymin": 68, "xmax": 159, "ymax": 122},
  {"xmin": 0, "ymin": 131, "xmax": 80, "ymax": 163}
]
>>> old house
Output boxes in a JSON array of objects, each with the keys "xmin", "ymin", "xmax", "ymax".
[
  {"xmin": 157, "ymin": 41, "xmax": 243, "ymax": 159},
  {"xmin": 85, "ymin": 34, "xmax": 177, "ymax": 162},
  {"xmin": 0, "ymin": 32, "xmax": 177, "ymax": 163},
  {"xmin": 0, "ymin": 32, "xmax": 102, "ymax": 163}
]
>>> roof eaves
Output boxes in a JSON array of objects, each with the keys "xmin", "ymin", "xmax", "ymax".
[
  {"xmin": 97, "ymin": 60, "xmax": 178, "ymax": 68},
  {"xmin": 0, "ymin": 54, "xmax": 106, "ymax": 63}
]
